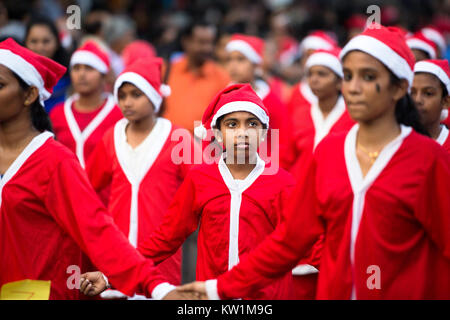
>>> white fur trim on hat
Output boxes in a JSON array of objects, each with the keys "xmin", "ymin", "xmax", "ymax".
[
  {"xmin": 414, "ymin": 61, "xmax": 450, "ymax": 94},
  {"xmin": 422, "ymin": 28, "xmax": 446, "ymax": 55},
  {"xmin": 0, "ymin": 49, "xmax": 51, "ymax": 106},
  {"xmin": 226, "ymin": 40, "xmax": 262, "ymax": 64},
  {"xmin": 114, "ymin": 72, "xmax": 163, "ymax": 113},
  {"xmin": 299, "ymin": 36, "xmax": 335, "ymax": 52},
  {"xmin": 305, "ymin": 52, "xmax": 343, "ymax": 78},
  {"xmin": 211, "ymin": 101, "xmax": 270, "ymax": 129},
  {"xmin": 407, "ymin": 38, "xmax": 437, "ymax": 59},
  {"xmin": 70, "ymin": 50, "xmax": 108, "ymax": 74},
  {"xmin": 441, "ymin": 109, "xmax": 449, "ymax": 121},
  {"xmin": 340, "ymin": 35, "xmax": 414, "ymax": 87}
]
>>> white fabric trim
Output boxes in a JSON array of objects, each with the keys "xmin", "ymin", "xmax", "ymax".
[
  {"xmin": 299, "ymin": 36, "xmax": 334, "ymax": 52},
  {"xmin": 414, "ymin": 61, "xmax": 450, "ymax": 93},
  {"xmin": 100, "ymin": 289, "xmax": 127, "ymax": 299},
  {"xmin": 70, "ymin": 50, "xmax": 108, "ymax": 74},
  {"xmin": 151, "ymin": 282, "xmax": 176, "ymax": 300},
  {"xmin": 218, "ymin": 154, "xmax": 266, "ymax": 270},
  {"xmin": 114, "ymin": 72, "xmax": 163, "ymax": 113},
  {"xmin": 310, "ymin": 95, "xmax": 346, "ymax": 150},
  {"xmin": 205, "ymin": 279, "xmax": 221, "ymax": 300},
  {"xmin": 340, "ymin": 35, "xmax": 414, "ymax": 87},
  {"xmin": 344, "ymin": 124, "xmax": 412, "ymax": 299},
  {"xmin": 436, "ymin": 125, "xmax": 449, "ymax": 146},
  {"xmin": 211, "ymin": 101, "xmax": 269, "ymax": 129},
  {"xmin": 254, "ymin": 79, "xmax": 270, "ymax": 100},
  {"xmin": 305, "ymin": 52, "xmax": 343, "ymax": 78},
  {"xmin": 299, "ymin": 81, "xmax": 318, "ymax": 105},
  {"xmin": 226, "ymin": 40, "xmax": 262, "ymax": 64},
  {"xmin": 422, "ymin": 28, "xmax": 446, "ymax": 54},
  {"xmin": 114, "ymin": 117, "xmax": 172, "ymax": 247},
  {"xmin": 407, "ymin": 38, "xmax": 437, "ymax": 59},
  {"xmin": 292, "ymin": 264, "xmax": 319, "ymax": 275},
  {"xmin": 63, "ymin": 93, "xmax": 116, "ymax": 168},
  {"xmin": 0, "ymin": 49, "xmax": 51, "ymax": 105},
  {"xmin": 0, "ymin": 131, "xmax": 53, "ymax": 208}
]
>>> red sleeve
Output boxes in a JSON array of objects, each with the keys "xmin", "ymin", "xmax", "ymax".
[
  {"xmin": 45, "ymin": 157, "xmax": 167, "ymax": 297},
  {"xmin": 138, "ymin": 171, "xmax": 200, "ymax": 264},
  {"xmin": 414, "ymin": 149, "xmax": 450, "ymax": 259},
  {"xmin": 85, "ymin": 130, "xmax": 114, "ymax": 193},
  {"xmin": 217, "ymin": 159, "xmax": 325, "ymax": 299}
]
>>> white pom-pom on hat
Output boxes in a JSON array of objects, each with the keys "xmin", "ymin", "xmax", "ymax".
[
  {"xmin": 441, "ymin": 109, "xmax": 449, "ymax": 121},
  {"xmin": 194, "ymin": 123, "xmax": 208, "ymax": 140},
  {"xmin": 160, "ymin": 84, "xmax": 171, "ymax": 97}
]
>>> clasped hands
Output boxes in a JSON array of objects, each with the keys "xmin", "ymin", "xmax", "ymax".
[{"xmin": 79, "ymin": 271, "xmax": 210, "ymax": 300}]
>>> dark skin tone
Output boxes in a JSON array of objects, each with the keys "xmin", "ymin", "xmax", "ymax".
[
  {"xmin": 342, "ymin": 51, "xmax": 408, "ymax": 177},
  {"xmin": 307, "ymin": 65, "xmax": 342, "ymax": 118},
  {"xmin": 182, "ymin": 26, "xmax": 216, "ymax": 75},
  {"xmin": 0, "ymin": 65, "xmax": 40, "ymax": 175},
  {"xmin": 70, "ymin": 64, "xmax": 105, "ymax": 113}
]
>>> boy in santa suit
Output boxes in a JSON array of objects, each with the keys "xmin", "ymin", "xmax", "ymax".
[
  {"xmin": 178, "ymin": 25, "xmax": 450, "ymax": 300},
  {"xmin": 412, "ymin": 59, "xmax": 450, "ymax": 153},
  {"xmin": 85, "ymin": 58, "xmax": 195, "ymax": 299},
  {"xmin": 284, "ymin": 48, "xmax": 355, "ymax": 181},
  {"xmin": 82, "ymin": 83, "xmax": 304, "ymax": 299},
  {"xmin": 224, "ymin": 34, "xmax": 289, "ymax": 166},
  {"xmin": 0, "ymin": 38, "xmax": 193, "ymax": 300},
  {"xmin": 49, "ymin": 40, "xmax": 123, "ymax": 168}
]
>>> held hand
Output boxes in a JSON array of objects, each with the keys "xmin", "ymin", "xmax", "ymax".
[
  {"xmin": 176, "ymin": 281, "xmax": 208, "ymax": 300},
  {"xmin": 162, "ymin": 288, "xmax": 204, "ymax": 300},
  {"xmin": 79, "ymin": 271, "xmax": 107, "ymax": 296}
]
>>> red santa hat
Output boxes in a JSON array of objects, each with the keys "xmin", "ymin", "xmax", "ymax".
[
  {"xmin": 113, "ymin": 57, "xmax": 170, "ymax": 113},
  {"xmin": 421, "ymin": 26, "xmax": 446, "ymax": 56},
  {"xmin": 340, "ymin": 25, "xmax": 415, "ymax": 88},
  {"xmin": 194, "ymin": 84, "xmax": 270, "ymax": 140},
  {"xmin": 305, "ymin": 48, "xmax": 343, "ymax": 78},
  {"xmin": 0, "ymin": 38, "xmax": 66, "ymax": 106},
  {"xmin": 121, "ymin": 40, "xmax": 156, "ymax": 68},
  {"xmin": 70, "ymin": 40, "xmax": 110, "ymax": 74},
  {"xmin": 414, "ymin": 59, "xmax": 450, "ymax": 121},
  {"xmin": 299, "ymin": 31, "xmax": 338, "ymax": 53},
  {"xmin": 225, "ymin": 34, "xmax": 264, "ymax": 64},
  {"xmin": 406, "ymin": 32, "xmax": 438, "ymax": 59}
]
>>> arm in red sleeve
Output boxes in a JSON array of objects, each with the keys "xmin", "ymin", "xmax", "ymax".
[
  {"xmin": 414, "ymin": 149, "xmax": 450, "ymax": 259},
  {"xmin": 45, "ymin": 157, "xmax": 168, "ymax": 297},
  {"xmin": 138, "ymin": 171, "xmax": 201, "ymax": 264},
  {"xmin": 216, "ymin": 159, "xmax": 325, "ymax": 299},
  {"xmin": 85, "ymin": 133, "xmax": 113, "ymax": 193}
]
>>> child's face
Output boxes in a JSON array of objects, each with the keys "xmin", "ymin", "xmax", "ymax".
[
  {"xmin": 117, "ymin": 83, "xmax": 155, "ymax": 121},
  {"xmin": 307, "ymin": 65, "xmax": 341, "ymax": 100},
  {"xmin": 411, "ymin": 73, "xmax": 450, "ymax": 127},
  {"xmin": 225, "ymin": 51, "xmax": 255, "ymax": 84},
  {"xmin": 215, "ymin": 111, "xmax": 265, "ymax": 162},
  {"xmin": 71, "ymin": 64, "xmax": 104, "ymax": 95}
]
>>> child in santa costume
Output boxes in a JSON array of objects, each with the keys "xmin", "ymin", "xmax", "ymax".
[
  {"xmin": 0, "ymin": 38, "xmax": 189, "ymax": 300},
  {"xmin": 412, "ymin": 59, "xmax": 450, "ymax": 153},
  {"xmin": 85, "ymin": 58, "xmax": 194, "ymax": 299},
  {"xmin": 224, "ymin": 34, "xmax": 289, "ymax": 166},
  {"xmin": 178, "ymin": 25, "xmax": 450, "ymax": 300},
  {"xmin": 81, "ymin": 83, "xmax": 301, "ymax": 299},
  {"xmin": 49, "ymin": 40, "xmax": 123, "ymax": 168}
]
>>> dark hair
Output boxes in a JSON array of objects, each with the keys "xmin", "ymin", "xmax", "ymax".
[
  {"xmin": 389, "ymin": 72, "xmax": 429, "ymax": 136},
  {"xmin": 119, "ymin": 81, "xmax": 166, "ymax": 117},
  {"xmin": 25, "ymin": 16, "xmax": 70, "ymax": 69},
  {"xmin": 12, "ymin": 72, "xmax": 53, "ymax": 133},
  {"xmin": 215, "ymin": 114, "xmax": 268, "ymax": 130},
  {"xmin": 440, "ymin": 81, "xmax": 449, "ymax": 99},
  {"xmin": 181, "ymin": 20, "xmax": 216, "ymax": 40}
]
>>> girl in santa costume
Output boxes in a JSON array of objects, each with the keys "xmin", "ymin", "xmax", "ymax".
[
  {"xmin": 178, "ymin": 25, "xmax": 450, "ymax": 300},
  {"xmin": 85, "ymin": 57, "xmax": 194, "ymax": 299},
  {"xmin": 82, "ymin": 83, "xmax": 301, "ymax": 299},
  {"xmin": 49, "ymin": 40, "xmax": 123, "ymax": 169},
  {"xmin": 411, "ymin": 59, "xmax": 450, "ymax": 153},
  {"xmin": 0, "ymin": 38, "xmax": 191, "ymax": 300},
  {"xmin": 224, "ymin": 34, "xmax": 289, "ymax": 166}
]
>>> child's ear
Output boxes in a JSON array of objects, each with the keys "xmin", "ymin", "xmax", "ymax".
[
  {"xmin": 24, "ymin": 86, "xmax": 39, "ymax": 107},
  {"xmin": 442, "ymin": 95, "xmax": 450, "ymax": 109}
]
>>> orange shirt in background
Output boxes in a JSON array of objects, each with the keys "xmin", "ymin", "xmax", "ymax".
[{"xmin": 164, "ymin": 56, "xmax": 230, "ymax": 133}]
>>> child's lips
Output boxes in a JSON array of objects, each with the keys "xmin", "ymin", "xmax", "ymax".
[{"xmin": 235, "ymin": 142, "xmax": 249, "ymax": 149}]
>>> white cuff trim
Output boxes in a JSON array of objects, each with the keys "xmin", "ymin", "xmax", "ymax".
[
  {"xmin": 292, "ymin": 264, "xmax": 319, "ymax": 275},
  {"xmin": 205, "ymin": 279, "xmax": 220, "ymax": 300},
  {"xmin": 151, "ymin": 282, "xmax": 176, "ymax": 300}
]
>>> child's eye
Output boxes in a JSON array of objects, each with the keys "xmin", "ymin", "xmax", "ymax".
[
  {"xmin": 132, "ymin": 92, "xmax": 142, "ymax": 98},
  {"xmin": 249, "ymin": 121, "xmax": 258, "ymax": 127},
  {"xmin": 343, "ymin": 73, "xmax": 352, "ymax": 81},
  {"xmin": 227, "ymin": 122, "xmax": 236, "ymax": 128},
  {"xmin": 363, "ymin": 73, "xmax": 376, "ymax": 81}
]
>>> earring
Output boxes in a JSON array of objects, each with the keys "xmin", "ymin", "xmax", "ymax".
[{"xmin": 216, "ymin": 137, "xmax": 222, "ymax": 143}]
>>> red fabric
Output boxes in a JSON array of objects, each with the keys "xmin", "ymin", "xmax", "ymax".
[
  {"xmin": 216, "ymin": 130, "xmax": 450, "ymax": 299},
  {"xmin": 71, "ymin": 102, "xmax": 103, "ymax": 132},
  {"xmin": 138, "ymin": 162, "xmax": 297, "ymax": 299},
  {"xmin": 227, "ymin": 34, "xmax": 265, "ymax": 59},
  {"xmin": 49, "ymin": 99, "xmax": 123, "ymax": 165},
  {"xmin": 0, "ymin": 136, "xmax": 168, "ymax": 299},
  {"xmin": 442, "ymin": 129, "xmax": 450, "ymax": 154},
  {"xmin": 73, "ymin": 40, "xmax": 110, "ymax": 69},
  {"xmin": 86, "ymin": 122, "xmax": 195, "ymax": 286}
]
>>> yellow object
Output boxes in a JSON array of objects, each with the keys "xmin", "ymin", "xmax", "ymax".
[{"xmin": 0, "ymin": 279, "xmax": 51, "ymax": 300}]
